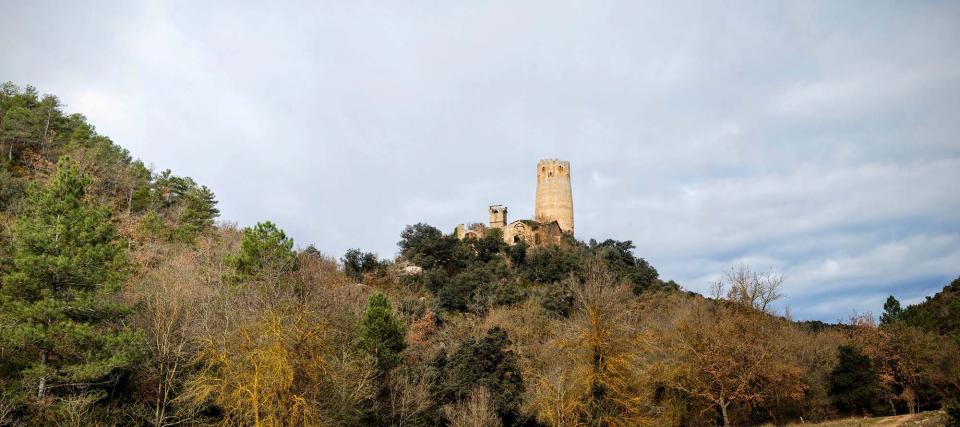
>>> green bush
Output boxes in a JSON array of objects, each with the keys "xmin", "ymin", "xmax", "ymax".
[
  {"xmin": 540, "ymin": 279, "xmax": 576, "ymax": 317},
  {"xmin": 521, "ymin": 244, "xmax": 581, "ymax": 284},
  {"xmin": 590, "ymin": 239, "xmax": 661, "ymax": 294},
  {"xmin": 342, "ymin": 248, "xmax": 382, "ymax": 282},
  {"xmin": 358, "ymin": 293, "xmax": 407, "ymax": 373},
  {"xmin": 431, "ymin": 327, "xmax": 524, "ymax": 425},
  {"xmin": 398, "ymin": 223, "xmax": 471, "ymax": 272}
]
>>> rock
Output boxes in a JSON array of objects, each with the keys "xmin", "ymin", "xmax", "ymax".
[{"xmin": 402, "ymin": 265, "xmax": 423, "ymax": 276}]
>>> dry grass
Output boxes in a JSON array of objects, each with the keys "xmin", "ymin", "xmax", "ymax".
[{"xmin": 776, "ymin": 410, "xmax": 947, "ymax": 427}]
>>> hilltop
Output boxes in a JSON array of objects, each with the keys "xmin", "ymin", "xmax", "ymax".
[{"xmin": 899, "ymin": 277, "xmax": 960, "ymax": 338}]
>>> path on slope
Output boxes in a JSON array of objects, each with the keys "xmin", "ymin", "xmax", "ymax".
[{"xmin": 797, "ymin": 411, "xmax": 947, "ymax": 427}]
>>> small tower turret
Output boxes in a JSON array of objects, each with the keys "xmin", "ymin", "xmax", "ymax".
[{"xmin": 489, "ymin": 205, "xmax": 507, "ymax": 229}]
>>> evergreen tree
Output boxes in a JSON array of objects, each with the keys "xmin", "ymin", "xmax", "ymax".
[
  {"xmin": 590, "ymin": 239, "xmax": 661, "ymax": 294},
  {"xmin": 880, "ymin": 295, "xmax": 903, "ymax": 326},
  {"xmin": 1, "ymin": 106, "xmax": 34, "ymax": 161},
  {"xmin": 226, "ymin": 221, "xmax": 296, "ymax": 281},
  {"xmin": 358, "ymin": 293, "xmax": 406, "ymax": 373},
  {"xmin": 521, "ymin": 244, "xmax": 581, "ymax": 284},
  {"xmin": 900, "ymin": 277, "xmax": 960, "ymax": 337},
  {"xmin": 398, "ymin": 223, "xmax": 470, "ymax": 272},
  {"xmin": 174, "ymin": 184, "xmax": 219, "ymax": 242},
  {"xmin": 342, "ymin": 248, "xmax": 381, "ymax": 282},
  {"xmin": 829, "ymin": 345, "xmax": 882, "ymax": 416},
  {"xmin": 0, "ymin": 158, "xmax": 139, "ymax": 400},
  {"xmin": 432, "ymin": 327, "xmax": 524, "ymax": 425},
  {"xmin": 508, "ymin": 240, "xmax": 528, "ymax": 266},
  {"xmin": 301, "ymin": 244, "xmax": 324, "ymax": 259},
  {"xmin": 540, "ymin": 278, "xmax": 576, "ymax": 317},
  {"xmin": 474, "ymin": 229, "xmax": 507, "ymax": 263},
  {"xmin": 438, "ymin": 267, "xmax": 493, "ymax": 312}
]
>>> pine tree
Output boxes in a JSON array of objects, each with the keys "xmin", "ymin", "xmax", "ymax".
[
  {"xmin": 881, "ymin": 295, "xmax": 903, "ymax": 326},
  {"xmin": 829, "ymin": 345, "xmax": 882, "ymax": 416},
  {"xmin": 1, "ymin": 106, "xmax": 34, "ymax": 162},
  {"xmin": 226, "ymin": 221, "xmax": 296, "ymax": 282},
  {"xmin": 358, "ymin": 293, "xmax": 406, "ymax": 373},
  {"xmin": 174, "ymin": 184, "xmax": 219, "ymax": 242},
  {"xmin": 0, "ymin": 158, "xmax": 139, "ymax": 400}
]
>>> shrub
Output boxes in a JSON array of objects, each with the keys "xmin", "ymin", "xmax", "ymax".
[{"xmin": 431, "ymin": 327, "xmax": 524, "ymax": 426}]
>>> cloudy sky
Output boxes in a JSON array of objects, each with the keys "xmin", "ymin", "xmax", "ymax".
[{"xmin": 3, "ymin": 0, "xmax": 959, "ymax": 321}]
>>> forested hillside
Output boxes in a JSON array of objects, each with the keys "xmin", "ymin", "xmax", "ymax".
[
  {"xmin": 895, "ymin": 278, "xmax": 960, "ymax": 338},
  {"xmin": 1, "ymin": 83, "xmax": 958, "ymax": 426}
]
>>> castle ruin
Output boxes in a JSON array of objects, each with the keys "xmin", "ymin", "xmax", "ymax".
[{"xmin": 455, "ymin": 159, "xmax": 574, "ymax": 246}]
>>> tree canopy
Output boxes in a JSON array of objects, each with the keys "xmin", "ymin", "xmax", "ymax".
[{"xmin": 0, "ymin": 158, "xmax": 139, "ymax": 402}]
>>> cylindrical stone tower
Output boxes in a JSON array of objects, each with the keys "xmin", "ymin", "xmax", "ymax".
[{"xmin": 534, "ymin": 159, "xmax": 574, "ymax": 235}]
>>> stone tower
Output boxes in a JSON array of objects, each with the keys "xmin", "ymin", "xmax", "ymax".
[
  {"xmin": 534, "ymin": 159, "xmax": 574, "ymax": 235},
  {"xmin": 489, "ymin": 205, "xmax": 507, "ymax": 229}
]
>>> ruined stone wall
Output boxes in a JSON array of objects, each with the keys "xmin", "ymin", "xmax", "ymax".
[
  {"xmin": 455, "ymin": 223, "xmax": 486, "ymax": 240},
  {"xmin": 534, "ymin": 159, "xmax": 574, "ymax": 235},
  {"xmin": 502, "ymin": 220, "xmax": 563, "ymax": 246}
]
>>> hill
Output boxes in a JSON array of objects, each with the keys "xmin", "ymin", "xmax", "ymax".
[
  {"xmin": 900, "ymin": 276, "xmax": 960, "ymax": 339},
  {"xmin": 1, "ymin": 83, "xmax": 958, "ymax": 426}
]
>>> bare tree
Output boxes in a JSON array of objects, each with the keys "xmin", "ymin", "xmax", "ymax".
[
  {"xmin": 530, "ymin": 258, "xmax": 651, "ymax": 426},
  {"xmin": 387, "ymin": 367, "xmax": 432, "ymax": 427},
  {"xmin": 443, "ymin": 387, "xmax": 502, "ymax": 427},
  {"xmin": 529, "ymin": 362, "xmax": 585, "ymax": 427},
  {"xmin": 0, "ymin": 396, "xmax": 16, "ymax": 427},
  {"xmin": 126, "ymin": 246, "xmax": 209, "ymax": 427},
  {"xmin": 711, "ymin": 264, "xmax": 784, "ymax": 313},
  {"xmin": 651, "ymin": 302, "xmax": 805, "ymax": 426},
  {"xmin": 47, "ymin": 392, "xmax": 100, "ymax": 427}
]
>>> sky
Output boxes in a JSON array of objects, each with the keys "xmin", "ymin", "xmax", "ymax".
[{"xmin": 2, "ymin": 0, "xmax": 959, "ymax": 321}]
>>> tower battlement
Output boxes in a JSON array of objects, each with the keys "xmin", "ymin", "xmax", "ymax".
[{"xmin": 536, "ymin": 159, "xmax": 571, "ymax": 179}]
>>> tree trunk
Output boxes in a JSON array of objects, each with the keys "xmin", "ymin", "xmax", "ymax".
[
  {"xmin": 720, "ymin": 400, "xmax": 730, "ymax": 427},
  {"xmin": 37, "ymin": 350, "xmax": 47, "ymax": 398},
  {"xmin": 154, "ymin": 383, "xmax": 163, "ymax": 426},
  {"xmin": 42, "ymin": 109, "xmax": 51, "ymax": 156}
]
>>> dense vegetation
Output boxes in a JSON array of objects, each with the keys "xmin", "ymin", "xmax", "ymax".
[{"xmin": 1, "ymin": 83, "xmax": 958, "ymax": 426}]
